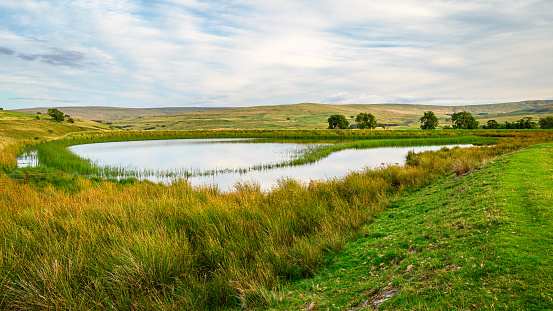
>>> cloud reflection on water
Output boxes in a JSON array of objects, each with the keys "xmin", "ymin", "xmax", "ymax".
[{"xmin": 69, "ymin": 139, "xmax": 471, "ymax": 192}]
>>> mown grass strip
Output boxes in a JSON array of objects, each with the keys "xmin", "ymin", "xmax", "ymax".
[{"xmin": 275, "ymin": 143, "xmax": 553, "ymax": 310}]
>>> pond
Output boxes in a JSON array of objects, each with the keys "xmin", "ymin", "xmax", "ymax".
[
  {"xmin": 57, "ymin": 138, "xmax": 472, "ymax": 191},
  {"xmin": 16, "ymin": 150, "xmax": 39, "ymax": 168},
  {"xmin": 68, "ymin": 138, "xmax": 315, "ymax": 172}
]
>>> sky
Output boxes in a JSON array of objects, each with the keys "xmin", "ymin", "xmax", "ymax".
[{"xmin": 1, "ymin": 0, "xmax": 552, "ymax": 110}]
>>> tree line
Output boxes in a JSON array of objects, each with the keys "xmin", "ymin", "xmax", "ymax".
[
  {"xmin": 328, "ymin": 111, "xmax": 553, "ymax": 130},
  {"xmin": 327, "ymin": 113, "xmax": 378, "ymax": 130}
]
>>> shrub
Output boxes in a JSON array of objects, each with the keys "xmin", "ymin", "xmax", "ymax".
[{"xmin": 47, "ymin": 108, "xmax": 65, "ymax": 122}]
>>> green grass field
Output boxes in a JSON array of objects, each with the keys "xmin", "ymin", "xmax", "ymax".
[{"xmin": 275, "ymin": 143, "xmax": 553, "ymax": 310}]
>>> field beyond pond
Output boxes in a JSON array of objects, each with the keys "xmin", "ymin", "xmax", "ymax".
[
  {"xmin": 1, "ymin": 119, "xmax": 553, "ymax": 310},
  {"xmin": 102, "ymin": 101, "xmax": 553, "ymax": 131}
]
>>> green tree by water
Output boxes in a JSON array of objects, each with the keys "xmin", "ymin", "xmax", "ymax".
[
  {"xmin": 538, "ymin": 116, "xmax": 553, "ymax": 129},
  {"xmin": 516, "ymin": 117, "xmax": 537, "ymax": 129},
  {"xmin": 355, "ymin": 112, "xmax": 377, "ymax": 129},
  {"xmin": 47, "ymin": 108, "xmax": 65, "ymax": 122},
  {"xmin": 327, "ymin": 114, "xmax": 349, "ymax": 129},
  {"xmin": 419, "ymin": 111, "xmax": 439, "ymax": 130},
  {"xmin": 484, "ymin": 120, "xmax": 500, "ymax": 129},
  {"xmin": 451, "ymin": 111, "xmax": 479, "ymax": 129}
]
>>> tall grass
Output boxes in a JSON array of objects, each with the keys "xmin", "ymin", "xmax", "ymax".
[
  {"xmin": 2, "ymin": 133, "xmax": 552, "ymax": 309},
  {"xmin": 0, "ymin": 150, "xmax": 16, "ymax": 171}
]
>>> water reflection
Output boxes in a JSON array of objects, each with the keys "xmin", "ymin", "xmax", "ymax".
[
  {"xmin": 16, "ymin": 150, "xmax": 39, "ymax": 167},
  {"xmin": 74, "ymin": 140, "xmax": 472, "ymax": 191},
  {"xmin": 68, "ymin": 138, "xmax": 318, "ymax": 172},
  {"xmin": 184, "ymin": 145, "xmax": 468, "ymax": 191}
]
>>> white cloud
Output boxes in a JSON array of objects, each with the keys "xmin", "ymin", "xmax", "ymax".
[{"xmin": 0, "ymin": 0, "xmax": 552, "ymax": 109}]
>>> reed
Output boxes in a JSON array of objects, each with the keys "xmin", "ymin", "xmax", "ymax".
[{"xmin": 287, "ymin": 135, "xmax": 497, "ymax": 167}]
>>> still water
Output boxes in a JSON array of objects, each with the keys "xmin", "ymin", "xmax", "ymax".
[
  {"xmin": 69, "ymin": 138, "xmax": 312, "ymax": 172},
  {"xmin": 63, "ymin": 139, "xmax": 471, "ymax": 191}
]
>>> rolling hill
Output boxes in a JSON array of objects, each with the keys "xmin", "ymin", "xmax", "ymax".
[
  {"xmin": 106, "ymin": 100, "xmax": 553, "ymax": 130},
  {"xmin": 10, "ymin": 100, "xmax": 553, "ymax": 130},
  {"xmin": 12, "ymin": 106, "xmax": 229, "ymax": 121},
  {"xmin": 0, "ymin": 110, "xmax": 113, "ymax": 150}
]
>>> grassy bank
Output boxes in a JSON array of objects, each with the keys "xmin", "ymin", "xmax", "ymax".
[{"xmin": 276, "ymin": 143, "xmax": 553, "ymax": 310}]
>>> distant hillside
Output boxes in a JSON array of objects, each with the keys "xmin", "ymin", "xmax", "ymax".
[
  {"xmin": 479, "ymin": 102, "xmax": 553, "ymax": 122},
  {"xmin": 103, "ymin": 100, "xmax": 553, "ymax": 130},
  {"xmin": 12, "ymin": 106, "xmax": 229, "ymax": 121},
  {"xmin": 10, "ymin": 100, "xmax": 553, "ymax": 130}
]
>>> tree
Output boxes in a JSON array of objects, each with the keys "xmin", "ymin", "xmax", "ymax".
[
  {"xmin": 485, "ymin": 120, "xmax": 499, "ymax": 129},
  {"xmin": 538, "ymin": 116, "xmax": 553, "ymax": 129},
  {"xmin": 47, "ymin": 108, "xmax": 65, "ymax": 122},
  {"xmin": 355, "ymin": 112, "xmax": 377, "ymax": 129},
  {"xmin": 419, "ymin": 111, "xmax": 439, "ymax": 130},
  {"xmin": 451, "ymin": 111, "xmax": 479, "ymax": 129},
  {"xmin": 516, "ymin": 117, "xmax": 537, "ymax": 129},
  {"xmin": 327, "ymin": 114, "xmax": 349, "ymax": 129}
]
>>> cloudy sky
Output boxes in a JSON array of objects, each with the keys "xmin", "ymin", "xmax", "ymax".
[{"xmin": 1, "ymin": 0, "xmax": 552, "ymax": 109}]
